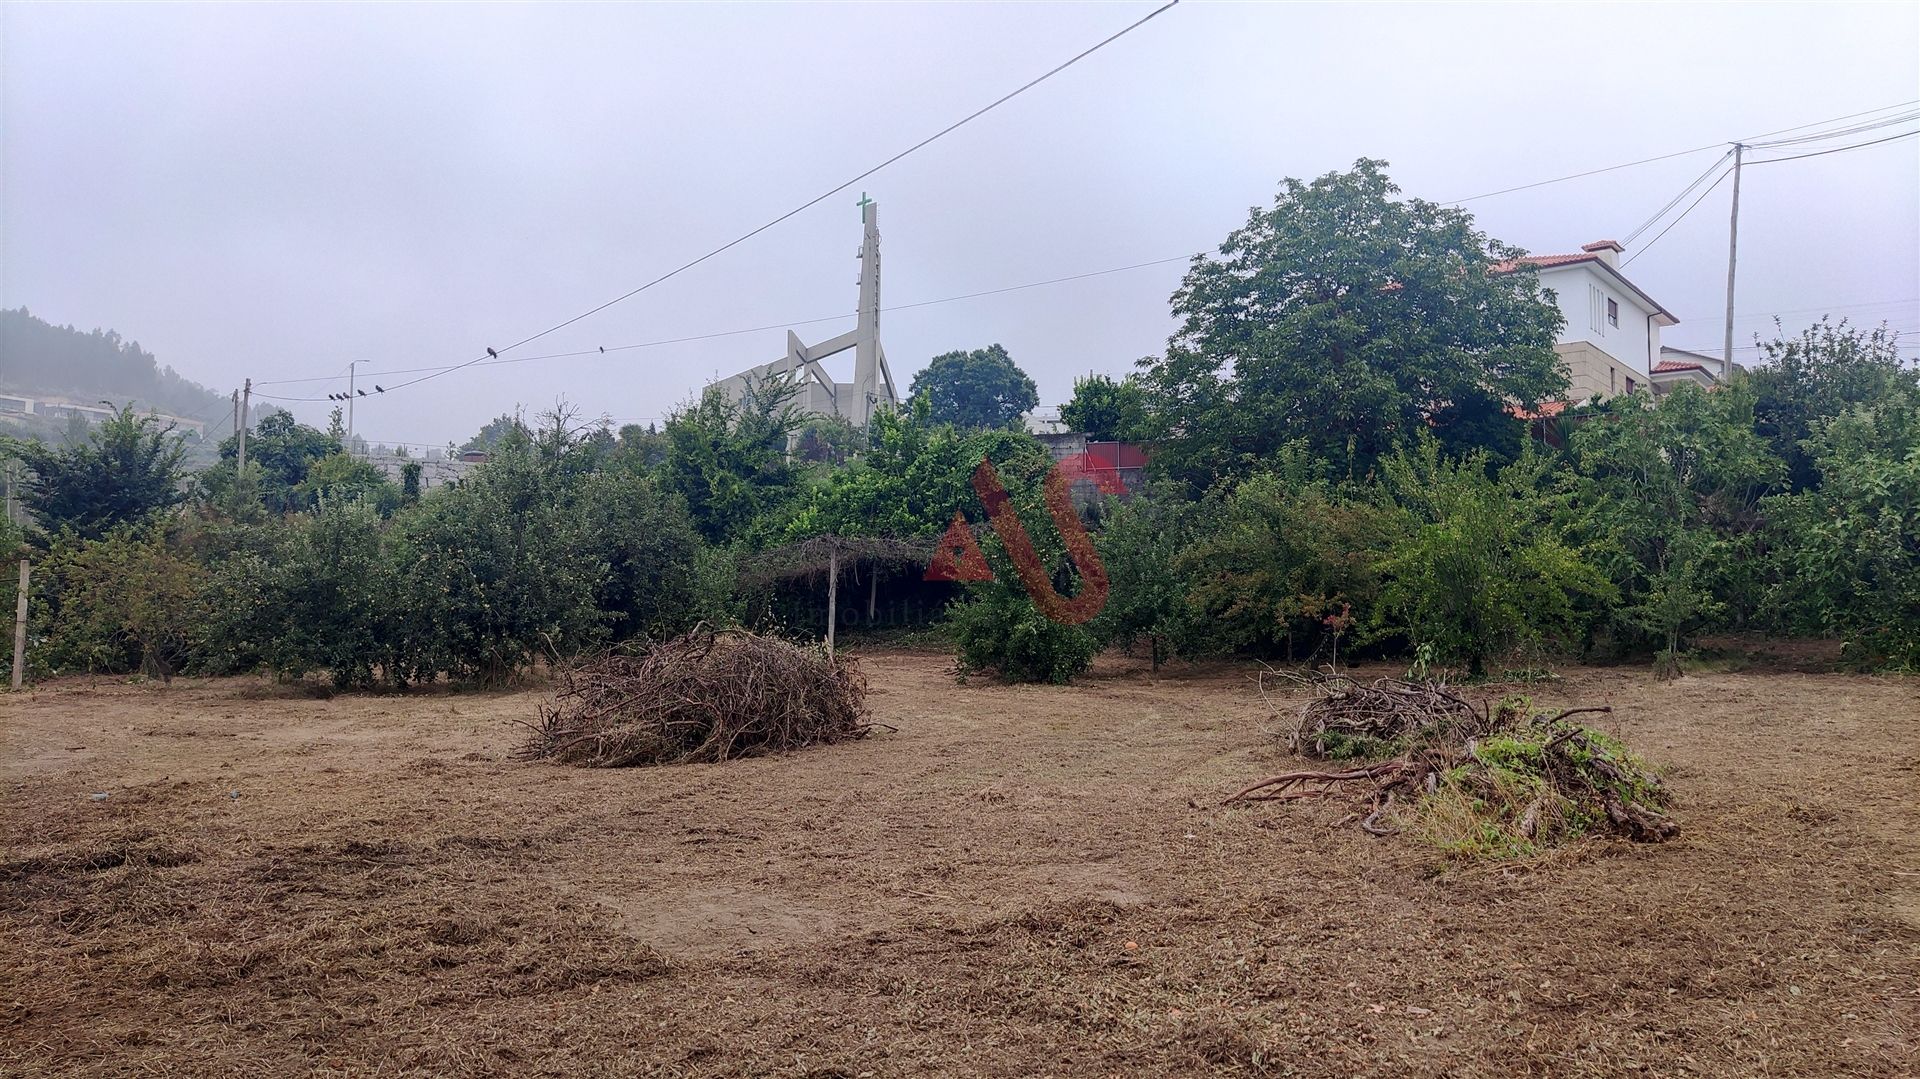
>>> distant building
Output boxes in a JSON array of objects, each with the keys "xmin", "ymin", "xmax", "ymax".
[
  {"xmin": 361, "ymin": 450, "xmax": 477, "ymax": 490},
  {"xmin": 1650, "ymin": 346, "xmax": 1735, "ymax": 395},
  {"xmin": 3, "ymin": 394, "xmax": 207, "ymax": 437},
  {"xmin": 1033, "ymin": 431, "xmax": 1150, "ymax": 511},
  {"xmin": 1493, "ymin": 239, "xmax": 1734, "ymax": 406},
  {"xmin": 712, "ymin": 197, "xmax": 900, "ymax": 427}
]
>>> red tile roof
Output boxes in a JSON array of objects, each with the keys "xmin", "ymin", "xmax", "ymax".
[
  {"xmin": 1653, "ymin": 360, "xmax": 1708, "ymax": 373},
  {"xmin": 1488, "ymin": 252, "xmax": 1599, "ymax": 274},
  {"xmin": 1510, "ymin": 399, "xmax": 1571, "ymax": 420}
]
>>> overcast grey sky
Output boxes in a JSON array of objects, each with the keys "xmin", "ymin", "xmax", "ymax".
[{"xmin": 4, "ymin": 1, "xmax": 1916, "ymax": 448}]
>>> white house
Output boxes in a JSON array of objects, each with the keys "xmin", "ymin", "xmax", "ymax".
[{"xmin": 1494, "ymin": 239, "xmax": 1727, "ymax": 405}]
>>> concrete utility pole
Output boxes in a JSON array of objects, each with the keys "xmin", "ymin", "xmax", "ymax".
[
  {"xmin": 11, "ymin": 559, "xmax": 28, "ymax": 691},
  {"xmin": 1722, "ymin": 143, "xmax": 1745, "ymax": 379},
  {"xmin": 238, "ymin": 379, "xmax": 251, "ymax": 477},
  {"xmin": 347, "ymin": 360, "xmax": 358, "ymax": 441},
  {"xmin": 231, "ymin": 390, "xmax": 240, "ymax": 444}
]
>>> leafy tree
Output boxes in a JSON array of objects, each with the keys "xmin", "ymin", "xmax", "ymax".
[
  {"xmin": 1371, "ymin": 439, "xmax": 1613, "ymax": 676},
  {"xmin": 661, "ymin": 379, "xmax": 802, "ymax": 545},
  {"xmin": 793, "ymin": 414, "xmax": 866, "ymax": 464},
  {"xmin": 7, "ymin": 404, "xmax": 188, "ymax": 539},
  {"xmin": 392, "ymin": 429, "xmax": 610, "ymax": 684},
  {"xmin": 1745, "ymin": 319, "xmax": 1916, "ymax": 491},
  {"xmin": 1091, "ymin": 487, "xmax": 1201, "ymax": 668},
  {"xmin": 264, "ymin": 498, "xmax": 404, "ymax": 688},
  {"xmin": 1565, "ymin": 382, "xmax": 1783, "ymax": 656},
  {"xmin": 462, "ymin": 412, "xmax": 528, "ymax": 454},
  {"xmin": 298, "ymin": 452, "xmax": 399, "ymax": 514},
  {"xmin": 785, "ymin": 398, "xmax": 1051, "ymax": 542},
  {"xmin": 203, "ymin": 410, "xmax": 341, "ymax": 514},
  {"xmin": 1763, "ymin": 398, "xmax": 1920, "ymax": 668},
  {"xmin": 1176, "ymin": 447, "xmax": 1390, "ymax": 660},
  {"xmin": 575, "ymin": 468, "xmax": 705, "ymax": 642},
  {"xmin": 25, "ymin": 524, "xmax": 206, "ymax": 680},
  {"xmin": 1138, "ymin": 159, "xmax": 1566, "ymax": 488},
  {"xmin": 950, "ymin": 581, "xmax": 1098, "ymax": 684},
  {"xmin": 910, "ymin": 344, "xmax": 1039, "ymax": 430},
  {"xmin": 1060, "ymin": 373, "xmax": 1150, "ymax": 441},
  {"xmin": 399, "ymin": 461, "xmax": 423, "ymax": 504}
]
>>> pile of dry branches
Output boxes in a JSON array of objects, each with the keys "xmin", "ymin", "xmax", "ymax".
[
  {"xmin": 516, "ymin": 627, "xmax": 873, "ymax": 767},
  {"xmin": 1279, "ymin": 671, "xmax": 1516, "ymax": 758},
  {"xmin": 1228, "ymin": 670, "xmax": 1676, "ymax": 848}
]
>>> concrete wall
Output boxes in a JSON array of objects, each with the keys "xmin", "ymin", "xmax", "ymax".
[{"xmin": 1557, "ymin": 341, "xmax": 1649, "ymax": 402}]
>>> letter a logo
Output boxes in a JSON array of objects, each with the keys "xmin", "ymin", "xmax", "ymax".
[{"xmin": 923, "ymin": 511, "xmax": 992, "ymax": 582}]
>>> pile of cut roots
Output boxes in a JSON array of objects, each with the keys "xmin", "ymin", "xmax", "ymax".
[
  {"xmin": 1228, "ymin": 670, "xmax": 1676, "ymax": 853},
  {"xmin": 517, "ymin": 627, "xmax": 872, "ymax": 767}
]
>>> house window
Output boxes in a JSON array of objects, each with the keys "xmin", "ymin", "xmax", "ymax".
[
  {"xmin": 1610, "ymin": 367, "xmax": 1617, "ymax": 393},
  {"xmin": 1607, "ymin": 298, "xmax": 1620, "ymax": 328},
  {"xmin": 1626, "ymin": 376, "xmax": 1638, "ymax": 394}
]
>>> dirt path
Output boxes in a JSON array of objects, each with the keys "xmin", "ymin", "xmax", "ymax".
[{"xmin": 3, "ymin": 654, "xmax": 1916, "ymax": 1076}]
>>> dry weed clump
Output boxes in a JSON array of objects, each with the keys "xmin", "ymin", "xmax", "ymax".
[
  {"xmin": 517, "ymin": 626, "xmax": 873, "ymax": 767},
  {"xmin": 1229, "ymin": 670, "xmax": 1676, "ymax": 856}
]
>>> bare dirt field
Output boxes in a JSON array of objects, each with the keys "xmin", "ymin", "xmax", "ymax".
[{"xmin": 4, "ymin": 651, "xmax": 1917, "ymax": 1077}]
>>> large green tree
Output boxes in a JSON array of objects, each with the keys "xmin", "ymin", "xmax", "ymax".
[
  {"xmin": 1138, "ymin": 159, "xmax": 1566, "ymax": 487},
  {"xmin": 910, "ymin": 344, "xmax": 1039, "ymax": 431},
  {"xmin": 7, "ymin": 404, "xmax": 187, "ymax": 539},
  {"xmin": 1745, "ymin": 319, "xmax": 1916, "ymax": 492},
  {"xmin": 1060, "ymin": 373, "xmax": 1149, "ymax": 442},
  {"xmin": 202, "ymin": 410, "xmax": 342, "ymax": 514},
  {"xmin": 660, "ymin": 377, "xmax": 802, "ymax": 545}
]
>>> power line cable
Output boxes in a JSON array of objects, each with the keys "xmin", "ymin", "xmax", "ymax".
[
  {"xmin": 1738, "ymin": 98, "xmax": 1919, "ymax": 141},
  {"xmin": 1621, "ymin": 164, "xmax": 1734, "ymax": 267},
  {"xmin": 252, "ymin": 252, "xmax": 1201, "ymax": 400},
  {"xmin": 1622, "ymin": 148, "xmax": 1735, "ymax": 246},
  {"xmin": 1442, "ymin": 98, "xmax": 1919, "ymax": 205},
  {"xmin": 1746, "ymin": 128, "xmax": 1918, "ymax": 165},
  {"xmin": 1748, "ymin": 109, "xmax": 1920, "ymax": 148},
  {"xmin": 350, "ymin": 0, "xmax": 1182, "ymax": 402}
]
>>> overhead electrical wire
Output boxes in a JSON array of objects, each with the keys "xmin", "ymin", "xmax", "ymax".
[
  {"xmin": 1745, "ymin": 128, "xmax": 1919, "ymax": 165},
  {"xmin": 252, "ymin": 90, "xmax": 1913, "ymax": 405},
  {"xmin": 1621, "ymin": 165, "xmax": 1735, "ymax": 268},
  {"xmin": 340, "ymin": 0, "xmax": 1182, "ymax": 403},
  {"xmin": 1441, "ymin": 98, "xmax": 1918, "ymax": 205},
  {"xmin": 1622, "ymin": 148, "xmax": 1735, "ymax": 246},
  {"xmin": 251, "ymin": 252, "xmax": 1203, "ymax": 400}
]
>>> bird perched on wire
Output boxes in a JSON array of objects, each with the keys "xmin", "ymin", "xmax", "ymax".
[
  {"xmin": 374, "ymin": 385, "xmax": 385, "ymax": 393},
  {"xmin": 599, "ymin": 346, "xmax": 606, "ymax": 353},
  {"xmin": 356, "ymin": 389, "xmax": 367, "ymax": 396},
  {"xmin": 486, "ymin": 347, "xmax": 499, "ymax": 359}
]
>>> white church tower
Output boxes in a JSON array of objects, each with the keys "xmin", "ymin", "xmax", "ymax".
[{"xmin": 713, "ymin": 195, "xmax": 900, "ymax": 426}]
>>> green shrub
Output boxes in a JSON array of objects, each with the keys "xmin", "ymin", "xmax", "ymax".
[
  {"xmin": 949, "ymin": 584, "xmax": 1098, "ymax": 684},
  {"xmin": 1371, "ymin": 440, "xmax": 1613, "ymax": 676}
]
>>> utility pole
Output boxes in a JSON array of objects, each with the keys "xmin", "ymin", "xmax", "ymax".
[
  {"xmin": 11, "ymin": 559, "xmax": 28, "ymax": 691},
  {"xmin": 238, "ymin": 379, "xmax": 251, "ymax": 477},
  {"xmin": 347, "ymin": 360, "xmax": 357, "ymax": 443},
  {"xmin": 1722, "ymin": 142, "xmax": 1744, "ymax": 380},
  {"xmin": 231, "ymin": 390, "xmax": 240, "ymax": 444}
]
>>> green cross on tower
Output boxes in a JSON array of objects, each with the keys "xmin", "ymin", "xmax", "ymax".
[{"xmin": 857, "ymin": 192, "xmax": 873, "ymax": 219}]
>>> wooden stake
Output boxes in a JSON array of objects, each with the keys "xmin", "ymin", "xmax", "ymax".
[
  {"xmin": 11, "ymin": 559, "xmax": 27, "ymax": 690},
  {"xmin": 825, "ymin": 547, "xmax": 839, "ymax": 661}
]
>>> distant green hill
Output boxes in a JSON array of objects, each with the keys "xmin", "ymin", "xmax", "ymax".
[
  {"xmin": 0, "ymin": 306, "xmax": 268, "ymax": 473},
  {"xmin": 1, "ymin": 306, "xmax": 239, "ymax": 443}
]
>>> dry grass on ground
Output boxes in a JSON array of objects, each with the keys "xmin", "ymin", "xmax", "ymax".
[{"xmin": 2, "ymin": 651, "xmax": 1916, "ymax": 1077}]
